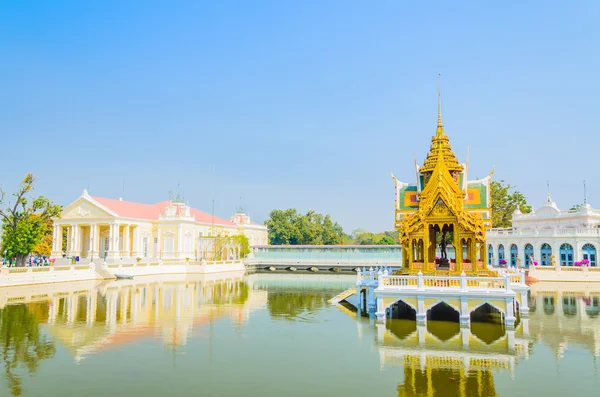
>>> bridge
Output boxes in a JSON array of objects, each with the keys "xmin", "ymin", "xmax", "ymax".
[{"xmin": 247, "ymin": 245, "xmax": 402, "ymax": 271}]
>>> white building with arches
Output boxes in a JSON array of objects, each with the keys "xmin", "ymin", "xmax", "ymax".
[
  {"xmin": 487, "ymin": 193, "xmax": 600, "ymax": 280},
  {"xmin": 50, "ymin": 190, "xmax": 268, "ymax": 263}
]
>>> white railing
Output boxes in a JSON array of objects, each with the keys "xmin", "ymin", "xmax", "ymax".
[
  {"xmin": 248, "ymin": 258, "xmax": 402, "ymax": 266},
  {"xmin": 357, "ymin": 266, "xmax": 526, "ymax": 292},
  {"xmin": 0, "ymin": 264, "xmax": 99, "ymax": 287},
  {"xmin": 377, "ymin": 273, "xmax": 511, "ymax": 291},
  {"xmin": 488, "ymin": 228, "xmax": 600, "ymax": 238}
]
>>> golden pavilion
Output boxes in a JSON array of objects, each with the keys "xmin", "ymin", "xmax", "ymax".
[{"xmin": 392, "ymin": 87, "xmax": 494, "ymax": 275}]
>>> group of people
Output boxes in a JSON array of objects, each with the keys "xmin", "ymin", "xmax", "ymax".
[{"xmin": 2, "ymin": 255, "xmax": 52, "ymax": 267}]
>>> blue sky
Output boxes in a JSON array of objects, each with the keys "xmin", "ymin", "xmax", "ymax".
[{"xmin": 1, "ymin": 1, "xmax": 598, "ymax": 232}]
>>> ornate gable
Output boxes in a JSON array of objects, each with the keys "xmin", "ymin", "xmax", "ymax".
[{"xmin": 61, "ymin": 196, "xmax": 116, "ymax": 220}]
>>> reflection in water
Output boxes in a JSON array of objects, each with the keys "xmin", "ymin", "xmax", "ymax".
[
  {"xmin": 0, "ymin": 276, "xmax": 599, "ymax": 396},
  {"xmin": 397, "ymin": 363, "xmax": 498, "ymax": 397},
  {"xmin": 267, "ymin": 291, "xmax": 329, "ymax": 321},
  {"xmin": 0, "ymin": 273, "xmax": 266, "ymax": 396},
  {"xmin": 0, "ymin": 304, "xmax": 56, "ymax": 396}
]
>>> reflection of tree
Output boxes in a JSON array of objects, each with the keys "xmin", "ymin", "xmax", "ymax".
[
  {"xmin": 210, "ymin": 282, "xmax": 249, "ymax": 306},
  {"xmin": 0, "ymin": 303, "xmax": 56, "ymax": 396},
  {"xmin": 267, "ymin": 291, "xmax": 328, "ymax": 320}
]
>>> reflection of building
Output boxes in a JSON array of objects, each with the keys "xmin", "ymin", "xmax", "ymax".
[
  {"xmin": 15, "ymin": 274, "xmax": 267, "ymax": 362},
  {"xmin": 51, "ymin": 189, "xmax": 267, "ymax": 263},
  {"xmin": 375, "ymin": 321, "xmax": 529, "ymax": 397},
  {"xmin": 528, "ymin": 282, "xmax": 600, "ymax": 358},
  {"xmin": 488, "ymin": 195, "xmax": 600, "ymax": 268}
]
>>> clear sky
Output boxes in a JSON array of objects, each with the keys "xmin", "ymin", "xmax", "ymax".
[{"xmin": 1, "ymin": 1, "xmax": 599, "ymax": 232}]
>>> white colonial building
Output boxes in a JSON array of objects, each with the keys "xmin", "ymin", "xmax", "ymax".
[
  {"xmin": 50, "ymin": 190, "xmax": 268, "ymax": 262},
  {"xmin": 487, "ymin": 193, "xmax": 599, "ymax": 268}
]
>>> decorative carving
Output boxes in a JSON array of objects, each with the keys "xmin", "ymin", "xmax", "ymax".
[{"xmin": 77, "ymin": 207, "xmax": 90, "ymax": 217}]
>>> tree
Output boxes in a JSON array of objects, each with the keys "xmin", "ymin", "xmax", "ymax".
[
  {"xmin": 264, "ymin": 209, "xmax": 346, "ymax": 245},
  {"xmin": 490, "ymin": 180, "xmax": 532, "ymax": 228},
  {"xmin": 377, "ymin": 236, "xmax": 397, "ymax": 245},
  {"xmin": 232, "ymin": 234, "xmax": 250, "ymax": 258},
  {"xmin": 0, "ymin": 174, "xmax": 62, "ymax": 266}
]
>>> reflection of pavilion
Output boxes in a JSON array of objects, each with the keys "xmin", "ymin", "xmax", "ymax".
[
  {"xmin": 15, "ymin": 272, "xmax": 267, "ymax": 362},
  {"xmin": 376, "ymin": 321, "xmax": 530, "ymax": 397}
]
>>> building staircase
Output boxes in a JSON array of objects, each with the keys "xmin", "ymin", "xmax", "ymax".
[{"xmin": 329, "ymin": 287, "xmax": 357, "ymax": 304}]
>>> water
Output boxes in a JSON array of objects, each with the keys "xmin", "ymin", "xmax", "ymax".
[{"xmin": 0, "ymin": 273, "xmax": 599, "ymax": 396}]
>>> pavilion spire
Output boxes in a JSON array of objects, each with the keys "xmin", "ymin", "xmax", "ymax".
[{"xmin": 436, "ymin": 73, "xmax": 444, "ymax": 137}]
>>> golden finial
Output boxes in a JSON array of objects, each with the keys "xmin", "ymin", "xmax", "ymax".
[{"xmin": 436, "ymin": 73, "xmax": 444, "ymax": 137}]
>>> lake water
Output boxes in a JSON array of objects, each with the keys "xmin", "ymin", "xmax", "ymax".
[{"xmin": 0, "ymin": 272, "xmax": 599, "ymax": 396}]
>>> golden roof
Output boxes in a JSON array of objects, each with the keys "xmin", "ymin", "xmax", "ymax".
[{"xmin": 420, "ymin": 88, "xmax": 463, "ymax": 174}]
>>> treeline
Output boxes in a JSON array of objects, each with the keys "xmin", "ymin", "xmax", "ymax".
[{"xmin": 264, "ymin": 209, "xmax": 399, "ymax": 245}]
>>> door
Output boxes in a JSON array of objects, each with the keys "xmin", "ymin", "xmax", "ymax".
[{"xmin": 100, "ymin": 237, "xmax": 109, "ymax": 259}]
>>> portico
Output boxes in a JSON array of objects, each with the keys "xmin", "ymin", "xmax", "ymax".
[{"xmin": 51, "ymin": 189, "xmax": 268, "ymax": 263}]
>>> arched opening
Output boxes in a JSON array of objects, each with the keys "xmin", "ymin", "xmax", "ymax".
[
  {"xmin": 426, "ymin": 302, "xmax": 460, "ymax": 341},
  {"xmin": 543, "ymin": 296, "xmax": 555, "ymax": 315},
  {"xmin": 524, "ymin": 244, "xmax": 534, "ymax": 267},
  {"xmin": 562, "ymin": 296, "xmax": 577, "ymax": 317},
  {"xmin": 471, "ymin": 311, "xmax": 506, "ymax": 345},
  {"xmin": 427, "ymin": 302, "xmax": 460, "ymax": 323},
  {"xmin": 510, "ymin": 244, "xmax": 518, "ymax": 267},
  {"xmin": 582, "ymin": 244, "xmax": 597, "ymax": 266},
  {"xmin": 585, "ymin": 297, "xmax": 600, "ymax": 318},
  {"xmin": 470, "ymin": 303, "xmax": 504, "ymax": 324},
  {"xmin": 388, "ymin": 300, "xmax": 416, "ymax": 321},
  {"xmin": 498, "ymin": 244, "xmax": 505, "ymax": 266},
  {"xmin": 560, "ymin": 243, "xmax": 574, "ymax": 266},
  {"xmin": 488, "ymin": 244, "xmax": 493, "ymax": 265},
  {"xmin": 540, "ymin": 243, "xmax": 552, "ymax": 266}
]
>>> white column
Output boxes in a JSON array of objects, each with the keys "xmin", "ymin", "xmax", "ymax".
[
  {"xmin": 108, "ymin": 223, "xmax": 115, "ymax": 252},
  {"xmin": 156, "ymin": 227, "xmax": 161, "ymax": 259},
  {"xmin": 132, "ymin": 226, "xmax": 139, "ymax": 257},
  {"xmin": 124, "ymin": 225, "xmax": 130, "ymax": 257},
  {"xmin": 177, "ymin": 225, "xmax": 183, "ymax": 258},
  {"xmin": 86, "ymin": 293, "xmax": 97, "ymax": 327},
  {"xmin": 72, "ymin": 225, "xmax": 79, "ymax": 256},
  {"xmin": 89, "ymin": 224, "xmax": 96, "ymax": 257}
]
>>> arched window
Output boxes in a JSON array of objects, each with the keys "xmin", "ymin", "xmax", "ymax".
[
  {"xmin": 510, "ymin": 244, "xmax": 518, "ymax": 267},
  {"xmin": 560, "ymin": 243, "xmax": 574, "ymax": 266},
  {"xmin": 541, "ymin": 243, "xmax": 552, "ymax": 266},
  {"xmin": 524, "ymin": 244, "xmax": 534, "ymax": 267},
  {"xmin": 498, "ymin": 244, "xmax": 505, "ymax": 266},
  {"xmin": 488, "ymin": 244, "xmax": 493, "ymax": 265},
  {"xmin": 582, "ymin": 244, "xmax": 597, "ymax": 267}
]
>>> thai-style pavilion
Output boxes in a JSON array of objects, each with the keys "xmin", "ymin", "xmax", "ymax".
[{"xmin": 393, "ymin": 89, "xmax": 493, "ymax": 275}]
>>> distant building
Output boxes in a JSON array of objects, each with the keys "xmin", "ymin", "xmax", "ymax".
[
  {"xmin": 487, "ymin": 193, "xmax": 599, "ymax": 267},
  {"xmin": 50, "ymin": 189, "xmax": 268, "ymax": 262}
]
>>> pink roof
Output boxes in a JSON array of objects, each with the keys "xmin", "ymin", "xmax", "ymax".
[{"xmin": 92, "ymin": 196, "xmax": 234, "ymax": 225}]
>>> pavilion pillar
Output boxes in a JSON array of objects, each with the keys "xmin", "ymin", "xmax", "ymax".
[
  {"xmin": 454, "ymin": 233, "xmax": 462, "ymax": 273},
  {"xmin": 423, "ymin": 225, "xmax": 429, "ymax": 265}
]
